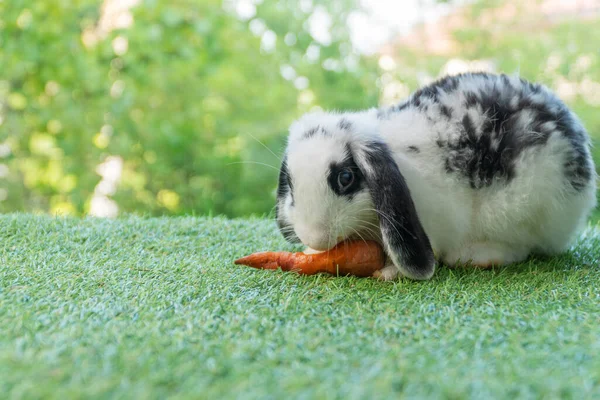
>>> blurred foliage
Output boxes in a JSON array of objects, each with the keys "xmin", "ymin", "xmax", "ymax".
[
  {"xmin": 0, "ymin": 0, "xmax": 378, "ymax": 217},
  {"xmin": 0, "ymin": 0, "xmax": 598, "ymax": 217}
]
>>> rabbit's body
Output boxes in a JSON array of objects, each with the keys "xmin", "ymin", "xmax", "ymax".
[
  {"xmin": 378, "ymin": 73, "xmax": 595, "ymax": 269},
  {"xmin": 276, "ymin": 73, "xmax": 596, "ymax": 280}
]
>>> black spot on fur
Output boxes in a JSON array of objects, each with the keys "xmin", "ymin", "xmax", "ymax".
[
  {"xmin": 412, "ymin": 85, "xmax": 439, "ymax": 106},
  {"xmin": 564, "ymin": 152, "xmax": 592, "ymax": 191},
  {"xmin": 302, "ymin": 125, "xmax": 331, "ymax": 140},
  {"xmin": 327, "ymin": 144, "xmax": 365, "ymax": 199},
  {"xmin": 440, "ymin": 105, "xmax": 452, "ymax": 119},
  {"xmin": 462, "ymin": 115, "xmax": 476, "ymax": 142},
  {"xmin": 443, "ymin": 98, "xmax": 522, "ymax": 189},
  {"xmin": 338, "ymin": 118, "xmax": 352, "ymax": 131},
  {"xmin": 439, "ymin": 75, "xmax": 460, "ymax": 92},
  {"xmin": 407, "ymin": 146, "xmax": 420, "ymax": 153},
  {"xmin": 303, "ymin": 127, "xmax": 319, "ymax": 139},
  {"xmin": 464, "ymin": 92, "xmax": 479, "ymax": 108}
]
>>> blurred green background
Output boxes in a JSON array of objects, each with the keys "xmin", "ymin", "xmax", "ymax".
[{"xmin": 1, "ymin": 0, "xmax": 599, "ymax": 218}]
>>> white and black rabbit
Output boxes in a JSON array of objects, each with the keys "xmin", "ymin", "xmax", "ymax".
[{"xmin": 276, "ymin": 72, "xmax": 597, "ymax": 280}]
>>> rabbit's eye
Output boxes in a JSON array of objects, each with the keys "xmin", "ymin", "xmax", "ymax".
[{"xmin": 337, "ymin": 169, "xmax": 354, "ymax": 189}]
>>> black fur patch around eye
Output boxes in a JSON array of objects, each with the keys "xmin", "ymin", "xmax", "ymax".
[{"xmin": 327, "ymin": 145, "xmax": 364, "ymax": 198}]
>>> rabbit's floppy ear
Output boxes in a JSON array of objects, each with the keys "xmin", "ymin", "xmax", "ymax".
[{"xmin": 354, "ymin": 141, "xmax": 435, "ymax": 280}]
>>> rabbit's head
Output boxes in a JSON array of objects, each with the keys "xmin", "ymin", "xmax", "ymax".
[{"xmin": 276, "ymin": 110, "xmax": 435, "ymax": 280}]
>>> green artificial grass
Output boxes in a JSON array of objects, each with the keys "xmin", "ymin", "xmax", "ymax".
[{"xmin": 1, "ymin": 214, "xmax": 599, "ymax": 399}]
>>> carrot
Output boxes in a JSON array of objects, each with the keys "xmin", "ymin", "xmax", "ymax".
[{"xmin": 234, "ymin": 240, "xmax": 385, "ymax": 277}]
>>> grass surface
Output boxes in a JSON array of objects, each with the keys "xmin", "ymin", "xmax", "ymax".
[{"xmin": 1, "ymin": 214, "xmax": 600, "ymax": 399}]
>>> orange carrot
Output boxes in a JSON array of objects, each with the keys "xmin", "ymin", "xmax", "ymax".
[{"xmin": 234, "ymin": 240, "xmax": 385, "ymax": 277}]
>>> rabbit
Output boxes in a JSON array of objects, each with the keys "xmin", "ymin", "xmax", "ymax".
[{"xmin": 275, "ymin": 72, "xmax": 597, "ymax": 280}]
